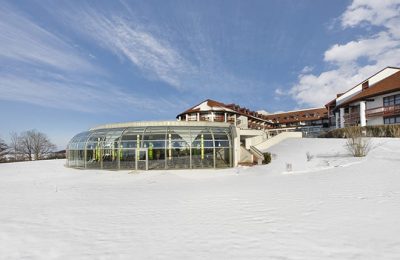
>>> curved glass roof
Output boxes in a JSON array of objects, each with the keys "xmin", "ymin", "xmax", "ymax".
[{"xmin": 67, "ymin": 122, "xmax": 234, "ymax": 170}]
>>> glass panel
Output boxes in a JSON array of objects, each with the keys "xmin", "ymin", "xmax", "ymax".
[
  {"xmin": 166, "ymin": 147, "xmax": 190, "ymax": 169},
  {"xmin": 192, "ymin": 140, "xmax": 214, "ymax": 147},
  {"xmin": 165, "ymin": 127, "xmax": 191, "ymax": 169},
  {"xmin": 213, "ymin": 134, "xmax": 228, "ymax": 140},
  {"xmin": 192, "ymin": 148, "xmax": 214, "ymax": 169},
  {"xmin": 214, "ymin": 140, "xmax": 230, "ymax": 147},
  {"xmin": 121, "ymin": 128, "xmax": 145, "ymax": 152},
  {"xmin": 75, "ymin": 150, "xmax": 85, "ymax": 167},
  {"xmin": 138, "ymin": 150, "xmax": 147, "ymax": 160},
  {"xmin": 137, "ymin": 150, "xmax": 147, "ymax": 170},
  {"xmin": 121, "ymin": 141, "xmax": 137, "ymax": 148},
  {"xmin": 148, "ymin": 148, "xmax": 165, "ymax": 170},
  {"xmin": 215, "ymin": 147, "xmax": 231, "ymax": 168},
  {"xmin": 86, "ymin": 145, "xmax": 101, "ymax": 169},
  {"xmin": 120, "ymin": 149, "xmax": 136, "ymax": 169},
  {"xmin": 143, "ymin": 140, "xmax": 165, "ymax": 148},
  {"xmin": 143, "ymin": 127, "xmax": 166, "ymax": 141}
]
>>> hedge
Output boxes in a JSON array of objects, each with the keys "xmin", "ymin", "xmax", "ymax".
[{"xmin": 320, "ymin": 125, "xmax": 400, "ymax": 138}]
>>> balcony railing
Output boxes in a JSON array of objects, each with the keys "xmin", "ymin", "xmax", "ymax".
[
  {"xmin": 213, "ymin": 115, "xmax": 225, "ymax": 122},
  {"xmin": 366, "ymin": 105, "xmax": 400, "ymax": 118},
  {"xmin": 343, "ymin": 112, "xmax": 360, "ymax": 126}
]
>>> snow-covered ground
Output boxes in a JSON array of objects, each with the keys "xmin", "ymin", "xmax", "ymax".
[{"xmin": 1, "ymin": 138, "xmax": 400, "ymax": 259}]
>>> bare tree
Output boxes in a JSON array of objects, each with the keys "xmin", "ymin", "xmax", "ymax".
[
  {"xmin": 9, "ymin": 131, "xmax": 22, "ymax": 161},
  {"xmin": 0, "ymin": 137, "xmax": 8, "ymax": 162},
  {"xmin": 19, "ymin": 130, "xmax": 56, "ymax": 160},
  {"xmin": 31, "ymin": 131, "xmax": 56, "ymax": 160},
  {"xmin": 19, "ymin": 131, "xmax": 34, "ymax": 160}
]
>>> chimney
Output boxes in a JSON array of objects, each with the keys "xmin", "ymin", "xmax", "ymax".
[{"xmin": 362, "ymin": 81, "xmax": 369, "ymax": 90}]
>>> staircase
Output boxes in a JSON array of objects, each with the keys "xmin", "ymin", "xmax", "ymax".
[{"xmin": 249, "ymin": 145, "xmax": 264, "ymax": 165}]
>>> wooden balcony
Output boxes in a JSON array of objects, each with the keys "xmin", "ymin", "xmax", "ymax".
[
  {"xmin": 213, "ymin": 115, "xmax": 225, "ymax": 122},
  {"xmin": 343, "ymin": 112, "xmax": 360, "ymax": 126},
  {"xmin": 366, "ymin": 105, "xmax": 400, "ymax": 118}
]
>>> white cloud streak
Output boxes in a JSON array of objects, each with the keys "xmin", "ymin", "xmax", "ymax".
[
  {"xmin": 63, "ymin": 7, "xmax": 194, "ymax": 90},
  {"xmin": 0, "ymin": 3, "xmax": 186, "ymax": 115},
  {"xmin": 0, "ymin": 4, "xmax": 95, "ymax": 72},
  {"xmin": 0, "ymin": 71, "xmax": 183, "ymax": 115},
  {"xmin": 53, "ymin": 3, "xmax": 262, "ymax": 95},
  {"xmin": 290, "ymin": 0, "xmax": 400, "ymax": 107}
]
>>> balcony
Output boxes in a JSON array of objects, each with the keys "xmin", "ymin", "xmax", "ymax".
[
  {"xmin": 366, "ymin": 105, "xmax": 400, "ymax": 118},
  {"xmin": 343, "ymin": 112, "xmax": 360, "ymax": 126},
  {"xmin": 213, "ymin": 115, "xmax": 225, "ymax": 122}
]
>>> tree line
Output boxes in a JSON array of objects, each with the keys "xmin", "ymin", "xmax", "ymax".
[{"xmin": 0, "ymin": 130, "xmax": 62, "ymax": 163}]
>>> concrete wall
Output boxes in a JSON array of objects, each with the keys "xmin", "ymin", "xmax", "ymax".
[
  {"xmin": 240, "ymin": 146, "xmax": 253, "ymax": 163},
  {"xmin": 244, "ymin": 133, "xmax": 267, "ymax": 149},
  {"xmin": 254, "ymin": 132, "xmax": 303, "ymax": 152},
  {"xmin": 232, "ymin": 127, "xmax": 240, "ymax": 167},
  {"xmin": 239, "ymin": 129, "xmax": 265, "ymax": 136},
  {"xmin": 368, "ymin": 117, "xmax": 384, "ymax": 126},
  {"xmin": 237, "ymin": 115, "xmax": 248, "ymax": 129}
]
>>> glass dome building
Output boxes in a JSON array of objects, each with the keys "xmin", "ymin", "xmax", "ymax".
[{"xmin": 67, "ymin": 121, "xmax": 235, "ymax": 170}]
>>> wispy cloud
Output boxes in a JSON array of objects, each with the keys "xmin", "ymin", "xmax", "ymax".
[
  {"xmin": 290, "ymin": 0, "xmax": 400, "ymax": 107},
  {"xmin": 59, "ymin": 6, "xmax": 194, "ymax": 90},
  {"xmin": 0, "ymin": 69, "xmax": 185, "ymax": 115},
  {"xmin": 0, "ymin": 2, "xmax": 187, "ymax": 115},
  {"xmin": 51, "ymin": 2, "xmax": 263, "ymax": 96},
  {"xmin": 0, "ymin": 4, "xmax": 95, "ymax": 73}
]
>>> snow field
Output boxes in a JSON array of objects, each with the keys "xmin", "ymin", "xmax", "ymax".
[{"xmin": 0, "ymin": 138, "xmax": 400, "ymax": 259}]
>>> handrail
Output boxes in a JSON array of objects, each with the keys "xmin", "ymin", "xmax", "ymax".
[{"xmin": 249, "ymin": 145, "xmax": 264, "ymax": 160}]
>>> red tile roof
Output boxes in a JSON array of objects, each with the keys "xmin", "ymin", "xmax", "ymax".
[
  {"xmin": 338, "ymin": 71, "xmax": 400, "ymax": 107},
  {"xmin": 177, "ymin": 99, "xmax": 230, "ymax": 115},
  {"xmin": 262, "ymin": 107, "xmax": 328, "ymax": 124}
]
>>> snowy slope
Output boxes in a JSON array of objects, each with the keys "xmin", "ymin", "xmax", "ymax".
[{"xmin": 0, "ymin": 138, "xmax": 400, "ymax": 259}]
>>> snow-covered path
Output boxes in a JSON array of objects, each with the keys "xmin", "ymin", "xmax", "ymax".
[{"xmin": 1, "ymin": 138, "xmax": 400, "ymax": 259}]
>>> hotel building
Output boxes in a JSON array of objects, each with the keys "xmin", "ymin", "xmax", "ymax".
[
  {"xmin": 67, "ymin": 66, "xmax": 400, "ymax": 170},
  {"xmin": 177, "ymin": 99, "xmax": 328, "ymax": 132},
  {"xmin": 326, "ymin": 67, "xmax": 400, "ymax": 128}
]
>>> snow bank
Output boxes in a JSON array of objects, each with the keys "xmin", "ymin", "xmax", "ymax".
[{"xmin": 0, "ymin": 138, "xmax": 399, "ymax": 259}]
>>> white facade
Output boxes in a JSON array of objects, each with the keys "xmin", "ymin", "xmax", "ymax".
[
  {"xmin": 366, "ymin": 90, "xmax": 400, "ymax": 126},
  {"xmin": 336, "ymin": 67, "xmax": 400, "ymax": 106},
  {"xmin": 332, "ymin": 67, "xmax": 400, "ymax": 128}
]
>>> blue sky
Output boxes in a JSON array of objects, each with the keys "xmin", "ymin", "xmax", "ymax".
[{"xmin": 1, "ymin": 0, "xmax": 399, "ymax": 148}]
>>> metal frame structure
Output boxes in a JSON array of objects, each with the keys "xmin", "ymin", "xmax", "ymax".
[{"xmin": 67, "ymin": 122, "xmax": 233, "ymax": 170}]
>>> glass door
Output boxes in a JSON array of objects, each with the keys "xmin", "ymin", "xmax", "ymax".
[{"xmin": 136, "ymin": 148, "xmax": 148, "ymax": 170}]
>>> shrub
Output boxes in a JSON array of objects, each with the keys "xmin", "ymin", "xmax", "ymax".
[
  {"xmin": 324, "ymin": 125, "xmax": 400, "ymax": 138},
  {"xmin": 321, "ymin": 128, "xmax": 346, "ymax": 138},
  {"xmin": 344, "ymin": 127, "xmax": 371, "ymax": 157},
  {"xmin": 263, "ymin": 152, "xmax": 271, "ymax": 164},
  {"xmin": 387, "ymin": 125, "xmax": 400, "ymax": 137}
]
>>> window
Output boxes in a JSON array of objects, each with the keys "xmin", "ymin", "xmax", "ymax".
[
  {"xmin": 383, "ymin": 94, "xmax": 400, "ymax": 107},
  {"xmin": 384, "ymin": 116, "xmax": 400, "ymax": 124}
]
